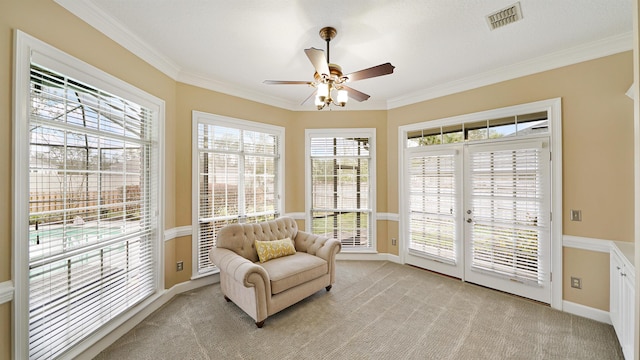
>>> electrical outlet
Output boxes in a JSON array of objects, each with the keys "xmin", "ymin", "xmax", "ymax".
[
  {"xmin": 570, "ymin": 276, "xmax": 582, "ymax": 289},
  {"xmin": 177, "ymin": 261, "xmax": 184, "ymax": 272},
  {"xmin": 570, "ymin": 209, "xmax": 582, "ymax": 222},
  {"xmin": 391, "ymin": 238, "xmax": 397, "ymax": 246}
]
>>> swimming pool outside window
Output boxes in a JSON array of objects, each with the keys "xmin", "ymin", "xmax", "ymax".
[{"xmin": 25, "ymin": 62, "xmax": 160, "ymax": 359}]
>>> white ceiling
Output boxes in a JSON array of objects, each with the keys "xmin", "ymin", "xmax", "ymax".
[{"xmin": 56, "ymin": 0, "xmax": 633, "ymax": 111}]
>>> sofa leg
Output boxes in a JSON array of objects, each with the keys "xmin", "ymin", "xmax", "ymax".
[
  {"xmin": 255, "ymin": 320, "xmax": 265, "ymax": 328},
  {"xmin": 325, "ymin": 285, "xmax": 332, "ymax": 291},
  {"xmin": 224, "ymin": 295, "xmax": 231, "ymax": 302}
]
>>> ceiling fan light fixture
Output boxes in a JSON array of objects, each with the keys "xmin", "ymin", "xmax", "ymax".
[
  {"xmin": 317, "ymin": 83, "xmax": 329, "ymax": 102},
  {"xmin": 337, "ymin": 89, "xmax": 348, "ymax": 106},
  {"xmin": 264, "ymin": 26, "xmax": 395, "ymax": 110}
]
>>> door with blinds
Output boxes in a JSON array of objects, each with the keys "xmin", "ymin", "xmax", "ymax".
[
  {"xmin": 405, "ymin": 147, "xmax": 463, "ymax": 278},
  {"xmin": 405, "ymin": 138, "xmax": 551, "ymax": 303},
  {"xmin": 464, "ymin": 139, "xmax": 550, "ymax": 303}
]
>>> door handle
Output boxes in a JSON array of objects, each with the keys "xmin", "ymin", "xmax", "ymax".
[{"xmin": 466, "ymin": 218, "xmax": 473, "ymax": 223}]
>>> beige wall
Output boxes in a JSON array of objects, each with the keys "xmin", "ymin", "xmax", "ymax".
[
  {"xmin": 1, "ymin": 1, "xmax": 178, "ymax": 358},
  {"xmin": 0, "ymin": 0, "xmax": 636, "ymax": 357},
  {"xmin": 563, "ymin": 247, "xmax": 610, "ymax": 311},
  {"xmin": 388, "ymin": 52, "xmax": 634, "ymax": 309}
]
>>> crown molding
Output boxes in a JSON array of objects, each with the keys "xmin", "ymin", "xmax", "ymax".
[
  {"xmin": 177, "ymin": 71, "xmax": 299, "ymax": 110},
  {"xmin": 54, "ymin": 0, "xmax": 632, "ymax": 112},
  {"xmin": 54, "ymin": 0, "xmax": 182, "ymax": 79},
  {"xmin": 387, "ymin": 32, "xmax": 633, "ymax": 109}
]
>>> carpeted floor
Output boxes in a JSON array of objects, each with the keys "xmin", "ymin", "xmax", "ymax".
[{"xmin": 95, "ymin": 261, "xmax": 623, "ymax": 360}]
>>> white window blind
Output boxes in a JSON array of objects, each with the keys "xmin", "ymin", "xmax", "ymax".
[
  {"xmin": 468, "ymin": 143, "xmax": 547, "ymax": 284},
  {"xmin": 195, "ymin": 120, "xmax": 281, "ymax": 274},
  {"xmin": 309, "ymin": 135, "xmax": 373, "ymax": 249},
  {"xmin": 28, "ymin": 64, "xmax": 158, "ymax": 359},
  {"xmin": 408, "ymin": 151, "xmax": 457, "ymax": 264}
]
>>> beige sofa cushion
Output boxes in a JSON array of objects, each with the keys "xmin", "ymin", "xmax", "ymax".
[{"xmin": 259, "ymin": 252, "xmax": 328, "ymax": 295}]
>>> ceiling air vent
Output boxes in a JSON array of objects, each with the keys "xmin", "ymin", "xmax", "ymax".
[{"xmin": 486, "ymin": 2, "xmax": 523, "ymax": 30}]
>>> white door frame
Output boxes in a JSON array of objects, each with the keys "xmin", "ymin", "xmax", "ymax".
[{"xmin": 398, "ymin": 98, "xmax": 563, "ymax": 309}]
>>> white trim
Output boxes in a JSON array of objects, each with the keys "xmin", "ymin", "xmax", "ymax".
[
  {"xmin": 388, "ymin": 33, "xmax": 632, "ymax": 109},
  {"xmin": 562, "ymin": 235, "xmax": 612, "ymax": 253},
  {"xmin": 53, "ymin": 0, "xmax": 181, "ymax": 79},
  {"xmin": 177, "ymin": 71, "xmax": 298, "ymax": 111},
  {"xmin": 164, "ymin": 226, "xmax": 193, "ymax": 242},
  {"xmin": 376, "ymin": 213, "xmax": 399, "ymax": 221},
  {"xmin": 0, "ymin": 281, "xmax": 14, "ymax": 305},
  {"xmin": 563, "ymin": 300, "xmax": 612, "ymax": 325},
  {"xmin": 12, "ymin": 29, "xmax": 32, "ymax": 360},
  {"xmin": 52, "ymin": 0, "xmax": 632, "ymax": 111},
  {"xmin": 336, "ymin": 253, "xmax": 402, "ymax": 264},
  {"xmin": 549, "ymin": 98, "xmax": 563, "ymax": 311},
  {"xmin": 74, "ymin": 274, "xmax": 219, "ymax": 360},
  {"xmin": 283, "ymin": 212, "xmax": 305, "ymax": 220}
]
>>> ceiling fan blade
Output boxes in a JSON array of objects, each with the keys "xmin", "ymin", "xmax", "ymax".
[
  {"xmin": 263, "ymin": 80, "xmax": 312, "ymax": 85},
  {"xmin": 341, "ymin": 85, "xmax": 370, "ymax": 102},
  {"xmin": 304, "ymin": 47, "xmax": 329, "ymax": 76},
  {"xmin": 345, "ymin": 63, "xmax": 395, "ymax": 82},
  {"xmin": 301, "ymin": 89, "xmax": 317, "ymax": 105}
]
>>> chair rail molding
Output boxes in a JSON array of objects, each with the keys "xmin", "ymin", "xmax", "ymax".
[
  {"xmin": 164, "ymin": 226, "xmax": 193, "ymax": 242},
  {"xmin": 0, "ymin": 280, "xmax": 14, "ymax": 304},
  {"xmin": 562, "ymin": 235, "xmax": 613, "ymax": 253}
]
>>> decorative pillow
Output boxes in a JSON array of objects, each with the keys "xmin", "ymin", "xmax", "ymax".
[{"xmin": 255, "ymin": 238, "xmax": 296, "ymax": 263}]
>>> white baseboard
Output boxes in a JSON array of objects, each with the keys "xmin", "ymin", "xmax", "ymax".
[
  {"xmin": 0, "ymin": 280, "xmax": 14, "ymax": 305},
  {"xmin": 76, "ymin": 274, "xmax": 219, "ymax": 360},
  {"xmin": 337, "ymin": 252, "xmax": 402, "ymax": 263},
  {"xmin": 562, "ymin": 300, "xmax": 611, "ymax": 325}
]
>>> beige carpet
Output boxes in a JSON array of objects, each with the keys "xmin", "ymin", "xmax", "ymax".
[{"xmin": 95, "ymin": 261, "xmax": 623, "ymax": 360}]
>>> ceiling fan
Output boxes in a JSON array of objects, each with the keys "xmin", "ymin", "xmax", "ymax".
[{"xmin": 264, "ymin": 26, "xmax": 395, "ymax": 110}]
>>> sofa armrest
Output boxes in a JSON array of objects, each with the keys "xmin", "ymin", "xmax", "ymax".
[
  {"xmin": 315, "ymin": 238, "xmax": 341, "ymax": 263},
  {"xmin": 210, "ymin": 247, "xmax": 271, "ymax": 290}
]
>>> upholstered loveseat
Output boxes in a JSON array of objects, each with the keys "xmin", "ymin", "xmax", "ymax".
[{"xmin": 210, "ymin": 217, "xmax": 341, "ymax": 327}]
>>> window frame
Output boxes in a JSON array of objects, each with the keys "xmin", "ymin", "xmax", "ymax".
[
  {"xmin": 12, "ymin": 30, "xmax": 165, "ymax": 359},
  {"xmin": 191, "ymin": 111, "xmax": 285, "ymax": 277},
  {"xmin": 305, "ymin": 128, "xmax": 377, "ymax": 253}
]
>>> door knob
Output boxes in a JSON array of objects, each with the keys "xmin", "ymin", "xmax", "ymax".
[
  {"xmin": 466, "ymin": 210, "xmax": 472, "ymax": 214},
  {"xmin": 466, "ymin": 218, "xmax": 473, "ymax": 223}
]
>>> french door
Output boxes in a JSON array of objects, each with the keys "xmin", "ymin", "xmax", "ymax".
[{"xmin": 405, "ymin": 137, "xmax": 551, "ymax": 303}]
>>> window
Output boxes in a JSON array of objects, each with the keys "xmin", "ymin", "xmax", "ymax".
[
  {"xmin": 407, "ymin": 111, "xmax": 548, "ymax": 147},
  {"xmin": 14, "ymin": 32, "xmax": 164, "ymax": 359},
  {"xmin": 192, "ymin": 112, "xmax": 283, "ymax": 276},
  {"xmin": 306, "ymin": 129, "xmax": 376, "ymax": 251}
]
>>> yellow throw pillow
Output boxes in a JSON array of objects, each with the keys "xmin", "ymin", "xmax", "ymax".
[{"xmin": 255, "ymin": 238, "xmax": 296, "ymax": 263}]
